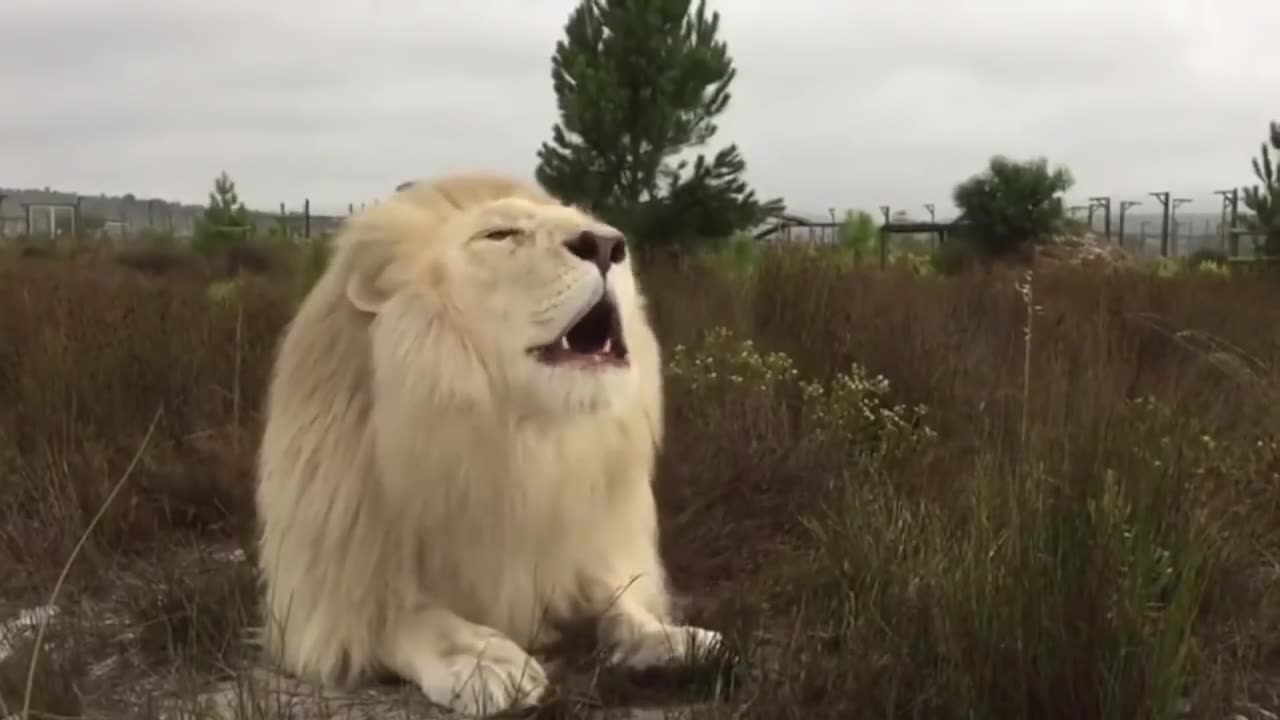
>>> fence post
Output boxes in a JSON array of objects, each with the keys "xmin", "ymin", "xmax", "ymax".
[{"xmin": 878, "ymin": 206, "xmax": 891, "ymax": 270}]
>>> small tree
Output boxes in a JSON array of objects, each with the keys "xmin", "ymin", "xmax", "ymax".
[
  {"xmin": 534, "ymin": 0, "xmax": 782, "ymax": 252},
  {"xmin": 193, "ymin": 171, "xmax": 254, "ymax": 259},
  {"xmin": 838, "ymin": 209, "xmax": 879, "ymax": 263},
  {"xmin": 1242, "ymin": 120, "xmax": 1280, "ymax": 256},
  {"xmin": 952, "ymin": 155, "xmax": 1074, "ymax": 258}
]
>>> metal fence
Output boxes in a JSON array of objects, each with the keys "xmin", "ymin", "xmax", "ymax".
[{"xmin": 0, "ymin": 190, "xmax": 356, "ymax": 243}]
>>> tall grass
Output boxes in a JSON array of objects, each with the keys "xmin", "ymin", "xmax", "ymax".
[{"xmin": 0, "ymin": 242, "xmax": 1276, "ymax": 719}]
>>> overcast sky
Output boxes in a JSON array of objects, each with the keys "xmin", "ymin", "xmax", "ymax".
[{"xmin": 3, "ymin": 0, "xmax": 1278, "ymax": 218}]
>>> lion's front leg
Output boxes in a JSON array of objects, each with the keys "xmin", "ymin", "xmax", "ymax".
[
  {"xmin": 580, "ymin": 545, "xmax": 725, "ymax": 672},
  {"xmin": 380, "ymin": 604, "xmax": 549, "ymax": 717},
  {"xmin": 596, "ymin": 591, "xmax": 726, "ymax": 672}
]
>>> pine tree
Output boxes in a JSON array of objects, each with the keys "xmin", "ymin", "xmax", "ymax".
[
  {"xmin": 951, "ymin": 156, "xmax": 1075, "ymax": 258},
  {"xmin": 193, "ymin": 171, "xmax": 253, "ymax": 258},
  {"xmin": 535, "ymin": 0, "xmax": 782, "ymax": 252},
  {"xmin": 1242, "ymin": 120, "xmax": 1280, "ymax": 256}
]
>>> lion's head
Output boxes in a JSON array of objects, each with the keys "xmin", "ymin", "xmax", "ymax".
[{"xmin": 325, "ymin": 172, "xmax": 658, "ymax": 417}]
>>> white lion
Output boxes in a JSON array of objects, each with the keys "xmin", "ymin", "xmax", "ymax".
[{"xmin": 254, "ymin": 172, "xmax": 723, "ymax": 717}]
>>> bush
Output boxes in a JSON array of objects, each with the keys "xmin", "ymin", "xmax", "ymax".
[
  {"xmin": 1186, "ymin": 247, "xmax": 1230, "ymax": 276},
  {"xmin": 798, "ymin": 389, "xmax": 1253, "ymax": 719},
  {"xmin": 1187, "ymin": 247, "xmax": 1229, "ymax": 267},
  {"xmin": 0, "ymin": 262, "xmax": 292, "ymax": 581},
  {"xmin": 664, "ymin": 326, "xmax": 933, "ymax": 480},
  {"xmin": 929, "ymin": 232, "xmax": 986, "ymax": 275},
  {"xmin": 221, "ymin": 243, "xmax": 274, "ymax": 278},
  {"xmin": 952, "ymin": 155, "xmax": 1075, "ymax": 258},
  {"xmin": 700, "ymin": 230, "xmax": 761, "ymax": 281},
  {"xmin": 134, "ymin": 226, "xmax": 179, "ymax": 250},
  {"xmin": 292, "ymin": 232, "xmax": 334, "ymax": 300},
  {"xmin": 113, "ymin": 246, "xmax": 205, "ymax": 277},
  {"xmin": 838, "ymin": 209, "xmax": 879, "ymax": 264}
]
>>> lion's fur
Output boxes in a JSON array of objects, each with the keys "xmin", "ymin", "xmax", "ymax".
[{"xmin": 254, "ymin": 172, "xmax": 699, "ymax": 711}]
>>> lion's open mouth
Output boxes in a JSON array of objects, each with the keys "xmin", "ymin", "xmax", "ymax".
[{"xmin": 529, "ymin": 296, "xmax": 629, "ymax": 367}]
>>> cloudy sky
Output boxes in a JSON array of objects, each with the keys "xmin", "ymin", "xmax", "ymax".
[{"xmin": 4, "ymin": 0, "xmax": 1278, "ymax": 218}]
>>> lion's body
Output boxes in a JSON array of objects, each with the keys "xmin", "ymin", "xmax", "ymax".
[{"xmin": 254, "ymin": 174, "xmax": 716, "ymax": 716}]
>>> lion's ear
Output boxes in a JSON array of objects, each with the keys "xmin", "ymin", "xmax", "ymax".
[{"xmin": 346, "ymin": 270, "xmax": 389, "ymax": 314}]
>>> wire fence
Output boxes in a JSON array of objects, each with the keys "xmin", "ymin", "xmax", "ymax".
[
  {"xmin": 0, "ymin": 191, "xmax": 363, "ymax": 244},
  {"xmin": 1, "ymin": 186, "xmax": 1269, "ymax": 260},
  {"xmin": 755, "ymin": 187, "xmax": 1267, "ymax": 260}
]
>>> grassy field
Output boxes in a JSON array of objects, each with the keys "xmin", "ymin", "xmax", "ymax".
[{"xmin": 0, "ymin": 240, "xmax": 1277, "ymax": 720}]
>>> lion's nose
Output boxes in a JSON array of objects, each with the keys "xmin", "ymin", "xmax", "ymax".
[{"xmin": 564, "ymin": 230, "xmax": 627, "ymax": 274}]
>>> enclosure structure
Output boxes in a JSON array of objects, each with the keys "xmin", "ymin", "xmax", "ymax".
[
  {"xmin": 22, "ymin": 202, "xmax": 80, "ymax": 239},
  {"xmin": 753, "ymin": 212, "xmax": 841, "ymax": 245},
  {"xmin": 877, "ymin": 217, "xmax": 971, "ymax": 268}
]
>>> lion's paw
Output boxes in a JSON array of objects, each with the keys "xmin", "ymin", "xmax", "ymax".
[
  {"xmin": 417, "ymin": 637, "xmax": 549, "ymax": 717},
  {"xmin": 608, "ymin": 624, "xmax": 725, "ymax": 671}
]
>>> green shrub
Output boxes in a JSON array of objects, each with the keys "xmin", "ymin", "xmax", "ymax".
[
  {"xmin": 952, "ymin": 155, "xmax": 1074, "ymax": 258},
  {"xmin": 929, "ymin": 233, "xmax": 985, "ymax": 275},
  {"xmin": 292, "ymin": 232, "xmax": 334, "ymax": 301},
  {"xmin": 889, "ymin": 248, "xmax": 936, "ymax": 276},
  {"xmin": 666, "ymin": 326, "xmax": 934, "ymax": 474},
  {"xmin": 113, "ymin": 246, "xmax": 205, "ymax": 277},
  {"xmin": 838, "ymin": 209, "xmax": 879, "ymax": 265},
  {"xmin": 799, "ymin": 392, "xmax": 1230, "ymax": 720},
  {"xmin": 700, "ymin": 230, "xmax": 761, "ymax": 281},
  {"xmin": 1187, "ymin": 247, "xmax": 1228, "ymax": 267},
  {"xmin": 134, "ymin": 226, "xmax": 179, "ymax": 250}
]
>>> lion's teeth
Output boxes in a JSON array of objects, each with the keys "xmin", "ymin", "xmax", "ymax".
[
  {"xmin": 601, "ymin": 338, "xmax": 612, "ymax": 353},
  {"xmin": 559, "ymin": 337, "xmax": 570, "ymax": 350}
]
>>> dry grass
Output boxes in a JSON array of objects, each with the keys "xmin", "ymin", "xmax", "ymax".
[{"xmin": 0, "ymin": 241, "xmax": 1278, "ymax": 719}]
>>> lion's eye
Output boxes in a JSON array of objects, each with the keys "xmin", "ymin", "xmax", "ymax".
[{"xmin": 482, "ymin": 228, "xmax": 520, "ymax": 241}]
